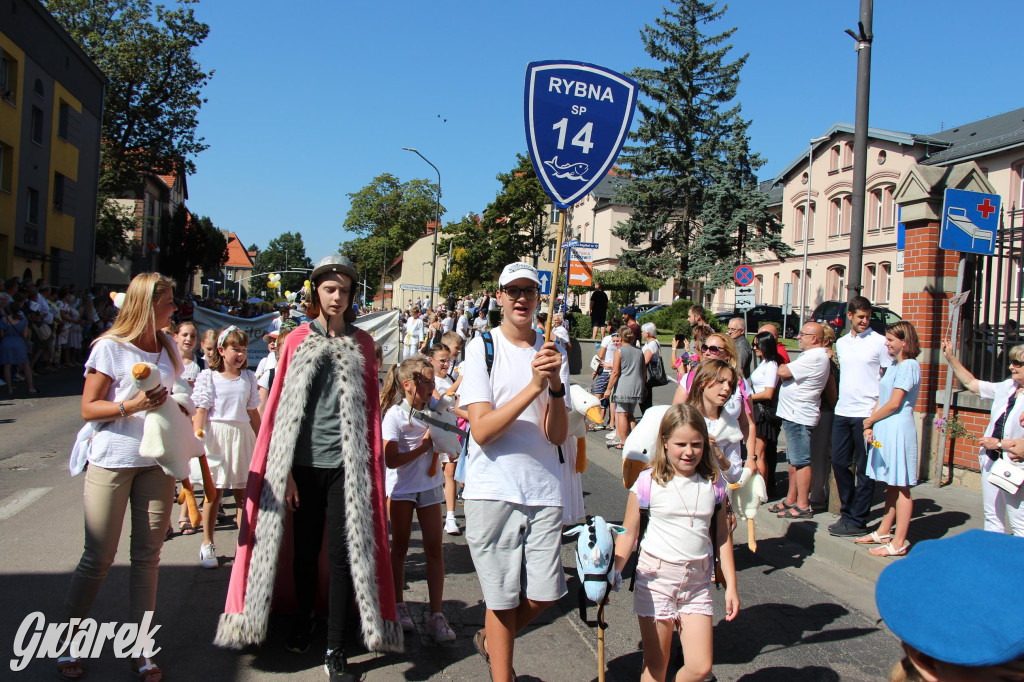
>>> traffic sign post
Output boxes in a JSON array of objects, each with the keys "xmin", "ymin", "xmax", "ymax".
[
  {"xmin": 734, "ymin": 264, "xmax": 755, "ymax": 287},
  {"xmin": 735, "ymin": 286, "xmax": 756, "ymax": 311},
  {"xmin": 525, "ymin": 60, "xmax": 637, "ymax": 341},
  {"xmin": 933, "ymin": 188, "xmax": 999, "ymax": 485}
]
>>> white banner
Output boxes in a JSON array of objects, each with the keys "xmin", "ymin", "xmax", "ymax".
[
  {"xmin": 192, "ymin": 308, "xmax": 279, "ymax": 367},
  {"xmin": 191, "ymin": 307, "xmax": 402, "ymax": 369}
]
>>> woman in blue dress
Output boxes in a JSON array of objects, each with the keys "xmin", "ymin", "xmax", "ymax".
[
  {"xmin": 859, "ymin": 321, "xmax": 921, "ymax": 557},
  {"xmin": 1, "ymin": 300, "xmax": 36, "ymax": 395}
]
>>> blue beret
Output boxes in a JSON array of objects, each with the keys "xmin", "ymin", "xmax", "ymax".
[{"xmin": 875, "ymin": 529, "xmax": 1024, "ymax": 667}]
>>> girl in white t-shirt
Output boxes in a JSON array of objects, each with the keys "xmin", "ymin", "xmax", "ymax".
[
  {"xmin": 684, "ymin": 359, "xmax": 753, "ymax": 484},
  {"xmin": 192, "ymin": 326, "xmax": 261, "ymax": 569},
  {"xmin": 425, "ymin": 343, "xmax": 462, "ymax": 536},
  {"xmin": 379, "ymin": 356, "xmax": 454, "ymax": 643},
  {"xmin": 174, "ymin": 321, "xmax": 201, "ymax": 388},
  {"xmin": 198, "ymin": 328, "xmax": 217, "ymax": 370},
  {"xmin": 613, "ymin": 404, "xmax": 739, "ymax": 682}
]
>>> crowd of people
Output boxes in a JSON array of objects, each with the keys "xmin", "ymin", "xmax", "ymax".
[{"xmin": 51, "ymin": 258, "xmax": 1024, "ymax": 682}]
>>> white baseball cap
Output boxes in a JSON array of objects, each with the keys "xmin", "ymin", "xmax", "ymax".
[{"xmin": 498, "ymin": 262, "xmax": 541, "ymax": 288}]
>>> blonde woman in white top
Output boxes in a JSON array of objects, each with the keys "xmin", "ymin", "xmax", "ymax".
[{"xmin": 64, "ymin": 272, "xmax": 182, "ymax": 682}]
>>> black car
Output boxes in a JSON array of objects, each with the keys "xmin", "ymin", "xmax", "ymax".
[
  {"xmin": 718, "ymin": 305, "xmax": 799, "ymax": 338},
  {"xmin": 812, "ymin": 301, "xmax": 902, "ymax": 336}
]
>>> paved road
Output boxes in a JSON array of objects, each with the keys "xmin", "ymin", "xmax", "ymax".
[{"xmin": 0, "ymin": 365, "xmax": 903, "ymax": 681}]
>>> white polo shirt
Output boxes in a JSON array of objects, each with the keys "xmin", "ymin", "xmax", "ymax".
[
  {"xmin": 776, "ymin": 346, "xmax": 831, "ymax": 427},
  {"xmin": 835, "ymin": 329, "xmax": 893, "ymax": 417}
]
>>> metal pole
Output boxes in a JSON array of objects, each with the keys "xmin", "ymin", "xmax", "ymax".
[
  {"xmin": 545, "ymin": 210, "xmax": 568, "ymax": 342},
  {"xmin": 846, "ymin": 0, "xmax": 873, "ymax": 299},
  {"xmin": 800, "ymin": 145, "xmax": 813, "ymax": 331},
  {"xmin": 934, "ymin": 255, "xmax": 967, "ymax": 486},
  {"xmin": 404, "ymin": 148, "xmax": 441, "ymax": 310}
]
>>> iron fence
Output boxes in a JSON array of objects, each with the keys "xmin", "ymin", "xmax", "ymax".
[{"xmin": 959, "ymin": 206, "xmax": 1024, "ymax": 382}]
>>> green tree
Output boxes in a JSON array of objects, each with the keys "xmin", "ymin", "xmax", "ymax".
[
  {"xmin": 43, "ymin": 0, "xmax": 213, "ymax": 261},
  {"xmin": 438, "ymin": 154, "xmax": 549, "ymax": 291},
  {"xmin": 253, "ymin": 232, "xmax": 313, "ymax": 297},
  {"xmin": 339, "ymin": 173, "xmax": 442, "ymax": 298},
  {"xmin": 689, "ymin": 115, "xmax": 792, "ymax": 291},
  {"xmin": 614, "ymin": 0, "xmax": 785, "ymax": 298},
  {"xmin": 159, "ymin": 210, "xmax": 227, "ymax": 294}
]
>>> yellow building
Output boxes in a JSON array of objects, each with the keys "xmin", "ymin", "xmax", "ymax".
[{"xmin": 0, "ymin": 0, "xmax": 105, "ymax": 288}]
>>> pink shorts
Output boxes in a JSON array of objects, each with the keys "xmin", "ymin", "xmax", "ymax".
[{"xmin": 632, "ymin": 550, "xmax": 714, "ymax": 620}]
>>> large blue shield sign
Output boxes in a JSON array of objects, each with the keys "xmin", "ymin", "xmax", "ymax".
[{"xmin": 524, "ymin": 60, "xmax": 637, "ymax": 209}]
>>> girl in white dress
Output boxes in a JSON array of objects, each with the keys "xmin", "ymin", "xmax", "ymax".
[
  {"xmin": 173, "ymin": 320, "xmax": 202, "ymax": 534},
  {"xmin": 192, "ymin": 326, "xmax": 260, "ymax": 568}
]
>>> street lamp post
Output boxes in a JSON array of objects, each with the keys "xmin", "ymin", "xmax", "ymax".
[
  {"xmin": 800, "ymin": 136, "xmax": 830, "ymax": 331},
  {"xmin": 403, "ymin": 147, "xmax": 441, "ymax": 308}
]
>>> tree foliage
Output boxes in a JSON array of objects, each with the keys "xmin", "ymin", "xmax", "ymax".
[
  {"xmin": 438, "ymin": 154, "xmax": 550, "ymax": 292},
  {"xmin": 43, "ymin": 0, "xmax": 213, "ymax": 261},
  {"xmin": 253, "ymin": 232, "xmax": 314, "ymax": 296},
  {"xmin": 568, "ymin": 268, "xmax": 665, "ymax": 310},
  {"xmin": 613, "ymin": 0, "xmax": 788, "ymax": 297},
  {"xmin": 339, "ymin": 174, "xmax": 442, "ymax": 299},
  {"xmin": 159, "ymin": 210, "xmax": 227, "ymax": 294}
]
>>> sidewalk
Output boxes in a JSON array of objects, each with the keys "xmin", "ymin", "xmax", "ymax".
[{"xmin": 571, "ymin": 340, "xmax": 985, "ymax": 585}]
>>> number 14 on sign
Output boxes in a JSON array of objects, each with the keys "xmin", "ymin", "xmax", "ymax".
[{"xmin": 552, "ymin": 118, "xmax": 594, "ymax": 154}]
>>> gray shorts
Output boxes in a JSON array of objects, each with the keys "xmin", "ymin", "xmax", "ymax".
[
  {"xmin": 615, "ymin": 400, "xmax": 638, "ymax": 415},
  {"xmin": 782, "ymin": 419, "xmax": 813, "ymax": 468},
  {"xmin": 464, "ymin": 500, "xmax": 568, "ymax": 611},
  {"xmin": 390, "ymin": 485, "xmax": 444, "ymax": 508}
]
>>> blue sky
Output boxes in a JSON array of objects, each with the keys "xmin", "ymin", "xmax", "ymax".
[{"xmin": 186, "ymin": 0, "xmax": 1024, "ymax": 263}]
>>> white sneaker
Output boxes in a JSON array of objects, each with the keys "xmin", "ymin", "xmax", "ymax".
[
  {"xmin": 428, "ymin": 612, "xmax": 455, "ymax": 643},
  {"xmin": 199, "ymin": 542, "xmax": 218, "ymax": 569},
  {"xmin": 605, "ymin": 430, "xmax": 618, "ymax": 440},
  {"xmin": 395, "ymin": 602, "xmax": 415, "ymax": 632},
  {"xmin": 444, "ymin": 517, "xmax": 461, "ymax": 536}
]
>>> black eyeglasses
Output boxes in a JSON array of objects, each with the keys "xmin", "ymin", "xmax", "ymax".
[
  {"xmin": 1011, "ymin": 360, "xmax": 1023, "ymax": 368},
  {"xmin": 701, "ymin": 344, "xmax": 724, "ymax": 354},
  {"xmin": 502, "ymin": 286, "xmax": 540, "ymax": 301}
]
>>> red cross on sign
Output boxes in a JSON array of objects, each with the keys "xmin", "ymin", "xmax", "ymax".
[{"xmin": 978, "ymin": 198, "xmax": 996, "ymax": 219}]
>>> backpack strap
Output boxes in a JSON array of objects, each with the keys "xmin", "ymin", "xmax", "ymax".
[
  {"xmin": 628, "ymin": 468, "xmax": 653, "ymax": 592},
  {"xmin": 482, "ymin": 331, "xmax": 494, "ymax": 375}
]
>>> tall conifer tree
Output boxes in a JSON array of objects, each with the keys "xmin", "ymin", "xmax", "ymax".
[{"xmin": 614, "ymin": 0, "xmax": 791, "ymax": 298}]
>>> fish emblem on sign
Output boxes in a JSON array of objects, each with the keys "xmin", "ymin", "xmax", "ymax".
[{"xmin": 524, "ymin": 60, "xmax": 638, "ymax": 208}]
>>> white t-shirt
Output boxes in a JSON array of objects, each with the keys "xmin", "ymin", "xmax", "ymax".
[
  {"xmin": 381, "ymin": 402, "xmax": 443, "ymax": 495},
  {"xmin": 192, "ymin": 369, "xmax": 259, "ymax": 422},
  {"xmin": 978, "ymin": 378, "xmax": 1024, "ymax": 470},
  {"xmin": 441, "ymin": 316, "xmax": 454, "ymax": 334},
  {"xmin": 254, "ymin": 352, "xmax": 278, "ymax": 381},
  {"xmin": 750, "ymin": 360, "xmax": 779, "ymax": 393},
  {"xmin": 85, "ymin": 338, "xmax": 181, "ymax": 469},
  {"xmin": 630, "ymin": 473, "xmax": 715, "ymax": 563},
  {"xmin": 553, "ymin": 325, "xmax": 570, "ymax": 348},
  {"xmin": 180, "ymin": 359, "xmax": 201, "ymax": 386},
  {"xmin": 722, "ymin": 380, "xmax": 751, "ymax": 422},
  {"xmin": 472, "ymin": 316, "xmax": 489, "ymax": 334},
  {"xmin": 406, "ymin": 317, "xmax": 424, "ymax": 345},
  {"xmin": 434, "ymin": 374, "xmax": 453, "ymax": 396},
  {"xmin": 457, "ymin": 314, "xmax": 470, "ymax": 340},
  {"xmin": 458, "ymin": 326, "xmax": 571, "ymax": 506},
  {"xmin": 642, "ymin": 338, "xmax": 660, "ymax": 361},
  {"xmin": 776, "ymin": 347, "xmax": 831, "ymax": 427},
  {"xmin": 835, "ymin": 329, "xmax": 893, "ymax": 417},
  {"xmin": 704, "ymin": 415, "xmax": 744, "ymax": 483}
]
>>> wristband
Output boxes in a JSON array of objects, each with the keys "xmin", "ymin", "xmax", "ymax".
[
  {"xmin": 119, "ymin": 401, "xmax": 127, "ymax": 418},
  {"xmin": 547, "ymin": 384, "xmax": 566, "ymax": 398}
]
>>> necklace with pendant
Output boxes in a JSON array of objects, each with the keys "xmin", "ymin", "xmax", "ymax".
[{"xmin": 672, "ymin": 475, "xmax": 699, "ymax": 528}]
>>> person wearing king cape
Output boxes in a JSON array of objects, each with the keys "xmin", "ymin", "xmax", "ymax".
[{"xmin": 214, "ymin": 255, "xmax": 403, "ymax": 659}]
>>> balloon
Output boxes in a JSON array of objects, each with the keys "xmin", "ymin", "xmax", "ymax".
[
  {"xmin": 304, "ymin": 280, "xmax": 310, "ymax": 288},
  {"xmin": 284, "ymin": 290, "xmax": 291, "ymax": 297}
]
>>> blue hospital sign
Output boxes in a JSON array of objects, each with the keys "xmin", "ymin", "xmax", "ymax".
[
  {"xmin": 524, "ymin": 60, "xmax": 638, "ymax": 208},
  {"xmin": 939, "ymin": 187, "xmax": 1001, "ymax": 256}
]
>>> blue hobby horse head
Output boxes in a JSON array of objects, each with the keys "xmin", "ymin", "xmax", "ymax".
[{"xmin": 564, "ymin": 515, "xmax": 625, "ymax": 624}]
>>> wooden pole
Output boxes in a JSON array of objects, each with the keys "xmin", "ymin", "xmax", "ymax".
[
  {"xmin": 597, "ymin": 600, "xmax": 606, "ymax": 682},
  {"xmin": 544, "ymin": 208, "xmax": 568, "ymax": 343}
]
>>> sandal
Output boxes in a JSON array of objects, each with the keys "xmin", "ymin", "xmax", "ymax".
[
  {"xmin": 131, "ymin": 657, "xmax": 162, "ymax": 682},
  {"xmin": 767, "ymin": 501, "xmax": 795, "ymax": 514},
  {"xmin": 869, "ymin": 542, "xmax": 910, "ymax": 557},
  {"xmin": 179, "ymin": 520, "xmax": 198, "ymax": 535},
  {"xmin": 57, "ymin": 656, "xmax": 83, "ymax": 680},
  {"xmin": 777, "ymin": 506, "xmax": 813, "ymax": 519},
  {"xmin": 474, "ymin": 629, "xmax": 515, "ymax": 682},
  {"xmin": 854, "ymin": 531, "xmax": 892, "ymax": 545}
]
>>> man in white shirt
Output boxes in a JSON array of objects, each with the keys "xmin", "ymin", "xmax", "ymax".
[
  {"xmin": 829, "ymin": 296, "xmax": 893, "ymax": 537},
  {"xmin": 774, "ymin": 322, "xmax": 831, "ymax": 518},
  {"xmin": 459, "ymin": 262, "xmax": 568, "ymax": 682}
]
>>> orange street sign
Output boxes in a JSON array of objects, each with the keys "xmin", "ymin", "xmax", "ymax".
[{"xmin": 568, "ymin": 261, "xmax": 592, "ymax": 287}]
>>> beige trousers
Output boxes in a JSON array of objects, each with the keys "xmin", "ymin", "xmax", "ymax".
[{"xmin": 65, "ymin": 464, "xmax": 174, "ymax": 625}]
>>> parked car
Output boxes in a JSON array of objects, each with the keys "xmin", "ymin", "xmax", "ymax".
[
  {"xmin": 635, "ymin": 303, "xmax": 666, "ymax": 320},
  {"xmin": 719, "ymin": 305, "xmax": 799, "ymax": 338},
  {"xmin": 812, "ymin": 301, "xmax": 902, "ymax": 336}
]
